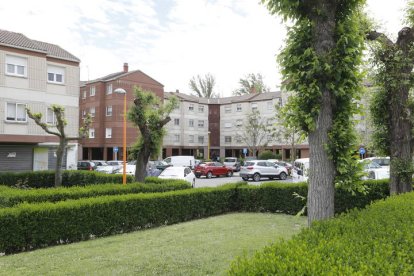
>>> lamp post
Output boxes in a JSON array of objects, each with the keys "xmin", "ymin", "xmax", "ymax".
[
  {"xmin": 207, "ymin": 131, "xmax": 211, "ymax": 160},
  {"xmin": 114, "ymin": 88, "xmax": 127, "ymax": 185}
]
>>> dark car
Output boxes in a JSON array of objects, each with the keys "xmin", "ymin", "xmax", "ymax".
[
  {"xmin": 150, "ymin": 160, "xmax": 172, "ymax": 171},
  {"xmin": 77, "ymin": 161, "xmax": 97, "ymax": 171},
  {"xmin": 194, "ymin": 162, "xmax": 233, "ymax": 178}
]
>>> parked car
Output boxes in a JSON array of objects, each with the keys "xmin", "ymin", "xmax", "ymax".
[
  {"xmin": 149, "ymin": 160, "xmax": 172, "ymax": 171},
  {"xmin": 91, "ymin": 160, "xmax": 108, "ymax": 167},
  {"xmin": 223, "ymin": 157, "xmax": 241, "ymax": 172},
  {"xmin": 194, "ymin": 162, "xmax": 233, "ymax": 178},
  {"xmin": 363, "ymin": 157, "xmax": 390, "ymax": 168},
  {"xmin": 163, "ymin": 156, "xmax": 196, "ymax": 169},
  {"xmin": 158, "ymin": 166, "xmax": 196, "ymax": 187},
  {"xmin": 77, "ymin": 161, "xmax": 97, "ymax": 171},
  {"xmin": 360, "ymin": 160, "xmax": 390, "ymax": 180},
  {"xmin": 240, "ymin": 160, "xmax": 288, "ymax": 182},
  {"xmin": 115, "ymin": 163, "xmax": 161, "ymax": 177},
  {"xmin": 274, "ymin": 161, "xmax": 293, "ymax": 175},
  {"xmin": 291, "ymin": 158, "xmax": 309, "ymax": 182}
]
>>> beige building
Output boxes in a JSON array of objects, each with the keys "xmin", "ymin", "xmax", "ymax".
[{"xmin": 0, "ymin": 30, "xmax": 80, "ymax": 171}]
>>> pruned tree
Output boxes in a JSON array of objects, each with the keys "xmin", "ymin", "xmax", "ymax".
[
  {"xmin": 26, "ymin": 105, "xmax": 91, "ymax": 187},
  {"xmin": 189, "ymin": 73, "xmax": 217, "ymax": 98},
  {"xmin": 236, "ymin": 110, "xmax": 272, "ymax": 157},
  {"xmin": 233, "ymin": 73, "xmax": 270, "ymax": 96},
  {"xmin": 128, "ymin": 86, "xmax": 178, "ymax": 182},
  {"xmin": 367, "ymin": 1, "xmax": 414, "ymax": 195},
  {"xmin": 262, "ymin": 0, "xmax": 365, "ymax": 225}
]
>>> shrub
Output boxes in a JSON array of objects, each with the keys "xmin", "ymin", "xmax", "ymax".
[
  {"xmin": 0, "ymin": 180, "xmax": 191, "ymax": 208},
  {"xmin": 228, "ymin": 191, "xmax": 414, "ymax": 275},
  {"xmin": 258, "ymin": 150, "xmax": 277, "ymax": 160}
]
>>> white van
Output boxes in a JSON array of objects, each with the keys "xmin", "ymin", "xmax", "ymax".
[
  {"xmin": 292, "ymin": 158, "xmax": 310, "ymax": 182},
  {"xmin": 163, "ymin": 156, "xmax": 196, "ymax": 169}
]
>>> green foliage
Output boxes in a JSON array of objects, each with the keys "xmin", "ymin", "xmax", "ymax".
[
  {"xmin": 229, "ymin": 191, "xmax": 414, "ymax": 275},
  {"xmin": 189, "ymin": 73, "xmax": 217, "ymax": 98},
  {"xmin": 232, "ymin": 73, "xmax": 269, "ymax": 96},
  {"xmin": 258, "ymin": 150, "xmax": 277, "ymax": 160},
  {"xmin": 0, "ymin": 179, "xmax": 393, "ymax": 254}
]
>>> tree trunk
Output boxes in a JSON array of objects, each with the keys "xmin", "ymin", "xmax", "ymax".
[
  {"xmin": 135, "ymin": 136, "xmax": 151, "ymax": 183},
  {"xmin": 55, "ymin": 138, "xmax": 66, "ymax": 187},
  {"xmin": 307, "ymin": 1, "xmax": 337, "ymax": 225},
  {"xmin": 389, "ymin": 85, "xmax": 413, "ymax": 194}
]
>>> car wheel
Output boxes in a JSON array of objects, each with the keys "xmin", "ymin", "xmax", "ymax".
[
  {"xmin": 226, "ymin": 171, "xmax": 233, "ymax": 177},
  {"xmin": 242, "ymin": 176, "xmax": 249, "ymax": 181},
  {"xmin": 195, "ymin": 174, "xmax": 201, "ymax": 178},
  {"xmin": 207, "ymin": 171, "xmax": 213, "ymax": 179},
  {"xmin": 279, "ymin": 172, "xmax": 287, "ymax": 180},
  {"xmin": 253, "ymin": 173, "xmax": 261, "ymax": 182}
]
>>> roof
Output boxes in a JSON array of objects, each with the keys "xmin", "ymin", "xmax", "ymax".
[
  {"xmin": 0, "ymin": 29, "xmax": 80, "ymax": 62},
  {"xmin": 82, "ymin": 69, "xmax": 164, "ymax": 87},
  {"xmin": 165, "ymin": 91, "xmax": 282, "ymax": 104}
]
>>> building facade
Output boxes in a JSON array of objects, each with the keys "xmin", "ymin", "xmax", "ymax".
[
  {"xmin": 79, "ymin": 63, "xmax": 164, "ymax": 161},
  {"xmin": 163, "ymin": 91, "xmax": 309, "ymax": 160},
  {"xmin": 0, "ymin": 30, "xmax": 80, "ymax": 172}
]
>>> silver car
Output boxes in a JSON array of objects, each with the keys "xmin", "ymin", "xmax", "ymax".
[
  {"xmin": 223, "ymin": 157, "xmax": 241, "ymax": 172},
  {"xmin": 239, "ymin": 160, "xmax": 288, "ymax": 182}
]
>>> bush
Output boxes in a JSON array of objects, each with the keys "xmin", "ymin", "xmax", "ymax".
[
  {"xmin": 258, "ymin": 150, "xmax": 277, "ymax": 160},
  {"xmin": 0, "ymin": 180, "xmax": 191, "ymax": 208},
  {"xmin": 228, "ymin": 191, "xmax": 414, "ymax": 275}
]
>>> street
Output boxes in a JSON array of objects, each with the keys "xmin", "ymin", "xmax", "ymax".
[{"xmin": 193, "ymin": 172, "xmax": 294, "ymax": 188}]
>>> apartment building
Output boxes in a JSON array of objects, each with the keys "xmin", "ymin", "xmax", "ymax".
[
  {"xmin": 79, "ymin": 64, "xmax": 164, "ymax": 160},
  {"xmin": 163, "ymin": 91, "xmax": 309, "ymax": 160},
  {"xmin": 0, "ymin": 30, "xmax": 80, "ymax": 172}
]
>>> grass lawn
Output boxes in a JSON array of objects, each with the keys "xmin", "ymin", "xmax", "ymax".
[{"xmin": 0, "ymin": 213, "xmax": 306, "ymax": 275}]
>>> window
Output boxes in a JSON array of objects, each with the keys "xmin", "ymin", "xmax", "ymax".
[
  {"xmin": 90, "ymin": 107, "xmax": 96, "ymax": 117},
  {"xmin": 189, "ymin": 104, "xmax": 194, "ymax": 111},
  {"xmin": 82, "ymin": 110, "xmax": 86, "ymax": 118},
  {"xmin": 224, "ymin": 122, "xmax": 232, "ymax": 128},
  {"xmin": 198, "ymin": 136, "xmax": 204, "ymax": 144},
  {"xmin": 106, "ymin": 106, "xmax": 112, "ymax": 116},
  {"xmin": 225, "ymin": 136, "xmax": 232, "ymax": 143},
  {"xmin": 225, "ymin": 105, "xmax": 231, "ymax": 113},
  {"xmin": 5, "ymin": 55, "xmax": 27, "ymax": 77},
  {"xmin": 236, "ymin": 119, "xmax": 242, "ymax": 127},
  {"xmin": 267, "ymin": 134, "xmax": 273, "ymax": 142},
  {"xmin": 236, "ymin": 103, "xmax": 242, "ymax": 112},
  {"xmin": 106, "ymin": 84, "xmax": 112, "ymax": 94},
  {"xmin": 90, "ymin": 86, "xmax": 96, "ymax": 97},
  {"xmin": 47, "ymin": 65, "xmax": 64, "ymax": 84},
  {"xmin": 174, "ymin": 118, "xmax": 180, "ymax": 126},
  {"xmin": 174, "ymin": 134, "xmax": 180, "ymax": 142},
  {"xmin": 6, "ymin": 102, "xmax": 26, "ymax": 122},
  {"xmin": 189, "ymin": 135, "xmax": 194, "ymax": 143},
  {"xmin": 189, "ymin": 119, "xmax": 194, "ymax": 127},
  {"xmin": 278, "ymin": 98, "xmax": 283, "ymax": 107},
  {"xmin": 46, "ymin": 107, "xmax": 57, "ymax": 125},
  {"xmin": 236, "ymin": 135, "xmax": 242, "ymax": 143},
  {"xmin": 198, "ymin": 105, "xmax": 204, "ymax": 112},
  {"xmin": 267, "ymin": 101, "xmax": 273, "ymax": 110},
  {"xmin": 251, "ymin": 103, "xmax": 258, "ymax": 111},
  {"xmin": 89, "ymin": 128, "xmax": 95, "ymax": 139},
  {"xmin": 198, "ymin": 120, "xmax": 204, "ymax": 128},
  {"xmin": 82, "ymin": 91, "xmax": 86, "ymax": 99},
  {"xmin": 106, "ymin": 128, "xmax": 112, "ymax": 138}
]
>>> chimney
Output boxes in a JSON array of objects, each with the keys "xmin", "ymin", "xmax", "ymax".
[
  {"xmin": 123, "ymin": 63, "xmax": 128, "ymax": 73},
  {"xmin": 175, "ymin": 89, "xmax": 179, "ymax": 93}
]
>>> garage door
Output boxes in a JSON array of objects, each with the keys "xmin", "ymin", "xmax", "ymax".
[{"xmin": 0, "ymin": 145, "xmax": 33, "ymax": 172}]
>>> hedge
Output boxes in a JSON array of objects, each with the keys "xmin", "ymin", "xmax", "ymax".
[
  {"xmin": 0, "ymin": 170, "xmax": 136, "ymax": 188},
  {"xmin": 0, "ymin": 184, "xmax": 240, "ymax": 254},
  {"xmin": 0, "ymin": 179, "xmax": 191, "ymax": 208},
  {"xmin": 228, "ymin": 191, "xmax": 414, "ymax": 275}
]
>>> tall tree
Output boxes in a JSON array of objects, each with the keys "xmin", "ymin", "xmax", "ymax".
[
  {"xmin": 128, "ymin": 87, "xmax": 178, "ymax": 182},
  {"xmin": 367, "ymin": 2, "xmax": 414, "ymax": 195},
  {"xmin": 189, "ymin": 73, "xmax": 217, "ymax": 98},
  {"xmin": 26, "ymin": 105, "xmax": 91, "ymax": 187},
  {"xmin": 263, "ymin": 0, "xmax": 365, "ymax": 225},
  {"xmin": 233, "ymin": 73, "xmax": 270, "ymax": 96},
  {"xmin": 236, "ymin": 110, "xmax": 271, "ymax": 157}
]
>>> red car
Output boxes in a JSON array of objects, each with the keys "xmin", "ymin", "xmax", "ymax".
[{"xmin": 194, "ymin": 162, "xmax": 233, "ymax": 178}]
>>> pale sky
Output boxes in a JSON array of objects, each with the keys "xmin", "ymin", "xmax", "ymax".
[{"xmin": 0, "ymin": 0, "xmax": 408, "ymax": 97}]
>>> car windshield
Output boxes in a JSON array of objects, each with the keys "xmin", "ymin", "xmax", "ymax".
[
  {"xmin": 161, "ymin": 167, "xmax": 183, "ymax": 176},
  {"xmin": 245, "ymin": 162, "xmax": 255, "ymax": 166},
  {"xmin": 224, "ymin": 158, "xmax": 236, "ymax": 162}
]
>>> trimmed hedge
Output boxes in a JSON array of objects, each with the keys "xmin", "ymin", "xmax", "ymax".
[
  {"xmin": 0, "ymin": 179, "xmax": 191, "ymax": 208},
  {"xmin": 0, "ymin": 170, "xmax": 135, "ymax": 188},
  {"xmin": 0, "ymin": 184, "xmax": 240, "ymax": 254},
  {"xmin": 228, "ymin": 191, "xmax": 414, "ymax": 275}
]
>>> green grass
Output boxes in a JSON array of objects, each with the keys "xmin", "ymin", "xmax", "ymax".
[{"xmin": 0, "ymin": 213, "xmax": 306, "ymax": 275}]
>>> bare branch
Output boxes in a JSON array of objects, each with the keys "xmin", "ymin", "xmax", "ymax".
[
  {"xmin": 26, "ymin": 108, "xmax": 61, "ymax": 137},
  {"xmin": 366, "ymin": 30, "xmax": 394, "ymax": 47}
]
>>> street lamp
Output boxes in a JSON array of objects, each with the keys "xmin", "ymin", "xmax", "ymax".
[
  {"xmin": 207, "ymin": 131, "xmax": 211, "ymax": 160},
  {"xmin": 114, "ymin": 88, "xmax": 127, "ymax": 185}
]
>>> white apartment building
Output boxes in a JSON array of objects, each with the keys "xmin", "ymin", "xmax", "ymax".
[
  {"xmin": 0, "ymin": 30, "xmax": 80, "ymax": 172},
  {"xmin": 163, "ymin": 91, "xmax": 309, "ymax": 160}
]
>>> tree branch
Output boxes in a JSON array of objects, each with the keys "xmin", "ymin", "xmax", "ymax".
[
  {"xmin": 366, "ymin": 30, "xmax": 394, "ymax": 47},
  {"xmin": 26, "ymin": 109, "xmax": 61, "ymax": 137}
]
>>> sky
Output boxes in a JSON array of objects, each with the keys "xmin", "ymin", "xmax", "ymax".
[{"xmin": 0, "ymin": 0, "xmax": 409, "ymax": 97}]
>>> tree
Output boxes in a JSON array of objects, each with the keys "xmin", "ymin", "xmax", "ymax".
[
  {"xmin": 233, "ymin": 73, "xmax": 270, "ymax": 96},
  {"xmin": 236, "ymin": 110, "xmax": 272, "ymax": 157},
  {"xmin": 128, "ymin": 87, "xmax": 178, "ymax": 182},
  {"xmin": 367, "ymin": 2, "xmax": 414, "ymax": 195},
  {"xmin": 189, "ymin": 73, "xmax": 217, "ymax": 98},
  {"xmin": 26, "ymin": 105, "xmax": 91, "ymax": 187},
  {"xmin": 263, "ymin": 0, "xmax": 365, "ymax": 225}
]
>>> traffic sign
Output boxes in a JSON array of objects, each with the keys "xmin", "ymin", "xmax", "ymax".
[
  {"xmin": 243, "ymin": 148, "xmax": 247, "ymax": 154},
  {"xmin": 359, "ymin": 147, "xmax": 365, "ymax": 155},
  {"xmin": 114, "ymin": 147, "xmax": 119, "ymax": 153}
]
